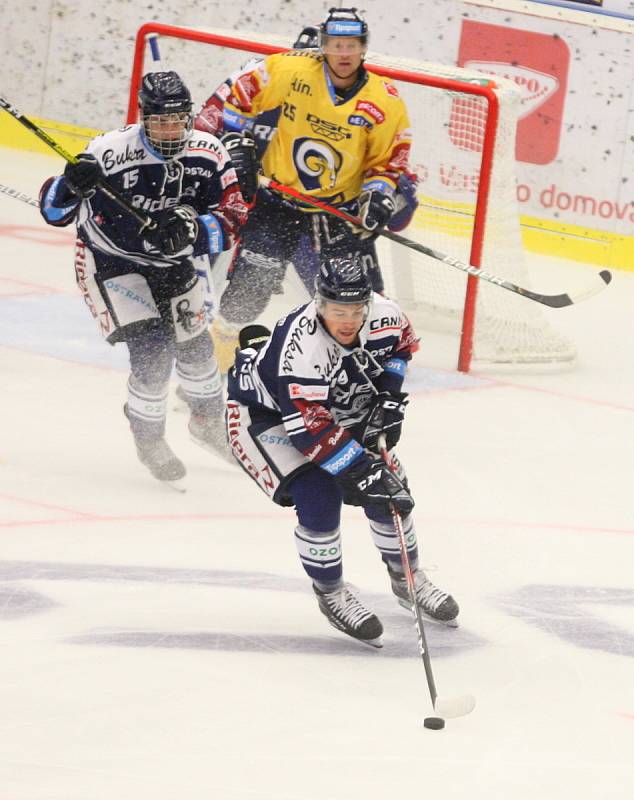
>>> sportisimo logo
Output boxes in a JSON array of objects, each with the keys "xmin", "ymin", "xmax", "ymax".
[
  {"xmin": 323, "ymin": 442, "xmax": 361, "ymax": 474},
  {"xmin": 463, "ymin": 61, "xmax": 558, "ymax": 119}
]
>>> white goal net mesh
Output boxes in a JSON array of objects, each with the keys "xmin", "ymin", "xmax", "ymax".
[{"xmin": 130, "ymin": 26, "xmax": 576, "ymax": 369}]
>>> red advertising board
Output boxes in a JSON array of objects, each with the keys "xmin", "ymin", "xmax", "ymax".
[{"xmin": 458, "ymin": 20, "xmax": 570, "ymax": 164}]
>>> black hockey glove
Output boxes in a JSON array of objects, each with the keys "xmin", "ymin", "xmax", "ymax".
[
  {"xmin": 361, "ymin": 391, "xmax": 408, "ymax": 453},
  {"xmin": 146, "ymin": 206, "xmax": 199, "ymax": 257},
  {"xmin": 221, "ymin": 131, "xmax": 260, "ymax": 204},
  {"xmin": 64, "ymin": 154, "xmax": 102, "ymax": 198},
  {"xmin": 356, "ymin": 189, "xmax": 395, "ymax": 238},
  {"xmin": 340, "ymin": 456, "xmax": 414, "ymax": 516},
  {"xmin": 238, "ymin": 324, "xmax": 271, "ymax": 351}
]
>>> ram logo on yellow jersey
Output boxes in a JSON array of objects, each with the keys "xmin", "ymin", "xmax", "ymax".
[{"xmin": 292, "ymin": 138, "xmax": 343, "ymax": 191}]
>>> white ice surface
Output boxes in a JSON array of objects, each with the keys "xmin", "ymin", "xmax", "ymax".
[{"xmin": 0, "ymin": 148, "xmax": 633, "ymax": 799}]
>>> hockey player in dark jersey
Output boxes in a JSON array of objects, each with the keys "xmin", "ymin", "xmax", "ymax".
[
  {"xmin": 39, "ymin": 71, "xmax": 249, "ymax": 486},
  {"xmin": 226, "ymin": 255, "xmax": 459, "ymax": 647},
  {"xmin": 194, "ymin": 11, "xmax": 419, "ymax": 371}
]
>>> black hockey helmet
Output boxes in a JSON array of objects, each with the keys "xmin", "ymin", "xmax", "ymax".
[
  {"xmin": 293, "ymin": 26, "xmax": 320, "ymax": 50},
  {"xmin": 315, "ymin": 255, "xmax": 373, "ymax": 308},
  {"xmin": 138, "ymin": 71, "xmax": 193, "ymax": 159},
  {"xmin": 319, "ymin": 8, "xmax": 369, "ymax": 48}
]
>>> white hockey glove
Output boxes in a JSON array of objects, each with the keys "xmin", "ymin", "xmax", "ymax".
[{"xmin": 147, "ymin": 206, "xmax": 199, "ymax": 256}]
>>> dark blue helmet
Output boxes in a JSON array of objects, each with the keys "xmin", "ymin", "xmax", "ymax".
[
  {"xmin": 293, "ymin": 26, "xmax": 320, "ymax": 50},
  {"xmin": 138, "ymin": 71, "xmax": 192, "ymax": 116},
  {"xmin": 138, "ymin": 71, "xmax": 193, "ymax": 159},
  {"xmin": 315, "ymin": 255, "xmax": 373, "ymax": 306}
]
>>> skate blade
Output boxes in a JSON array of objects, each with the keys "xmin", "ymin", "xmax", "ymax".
[
  {"xmin": 362, "ymin": 635, "xmax": 384, "ymax": 649},
  {"xmin": 189, "ymin": 433, "xmax": 235, "ymax": 465},
  {"xmin": 326, "ymin": 619, "xmax": 384, "ymax": 649},
  {"xmin": 397, "ymin": 598, "xmax": 459, "ymax": 628}
]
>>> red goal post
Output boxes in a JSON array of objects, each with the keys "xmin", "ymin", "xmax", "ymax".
[{"xmin": 127, "ymin": 22, "xmax": 575, "ymax": 371}]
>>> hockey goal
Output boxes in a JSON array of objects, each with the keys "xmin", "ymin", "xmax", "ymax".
[{"xmin": 127, "ymin": 22, "xmax": 575, "ymax": 371}]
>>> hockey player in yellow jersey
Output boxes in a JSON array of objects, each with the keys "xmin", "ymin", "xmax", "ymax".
[{"xmin": 195, "ymin": 9, "xmax": 419, "ymax": 370}]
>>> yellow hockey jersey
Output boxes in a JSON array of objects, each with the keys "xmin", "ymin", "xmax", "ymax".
[{"xmin": 222, "ymin": 51, "xmax": 413, "ymax": 203}]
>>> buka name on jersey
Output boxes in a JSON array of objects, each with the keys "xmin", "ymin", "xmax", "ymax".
[{"xmin": 40, "ymin": 124, "xmax": 248, "ymax": 268}]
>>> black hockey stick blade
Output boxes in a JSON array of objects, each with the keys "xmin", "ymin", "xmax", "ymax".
[
  {"xmin": 260, "ymin": 176, "xmax": 613, "ymax": 309},
  {"xmin": 378, "ymin": 228, "xmax": 613, "ymax": 308},
  {"xmin": 514, "ymin": 268, "xmax": 612, "ymax": 308}
]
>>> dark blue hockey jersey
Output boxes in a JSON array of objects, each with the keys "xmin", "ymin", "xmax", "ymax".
[{"xmin": 39, "ymin": 123, "xmax": 249, "ymax": 268}]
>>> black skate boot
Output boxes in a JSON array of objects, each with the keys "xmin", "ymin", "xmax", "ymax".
[
  {"xmin": 124, "ymin": 404, "xmax": 186, "ymax": 487},
  {"xmin": 313, "ymin": 583, "xmax": 384, "ymax": 648},
  {"xmin": 189, "ymin": 413, "xmax": 233, "ymax": 464},
  {"xmin": 387, "ymin": 563, "xmax": 459, "ymax": 627}
]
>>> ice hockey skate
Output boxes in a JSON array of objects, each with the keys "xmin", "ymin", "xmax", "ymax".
[
  {"xmin": 124, "ymin": 404, "xmax": 187, "ymax": 491},
  {"xmin": 313, "ymin": 583, "xmax": 384, "ymax": 648},
  {"xmin": 189, "ymin": 413, "xmax": 233, "ymax": 464},
  {"xmin": 387, "ymin": 563, "xmax": 459, "ymax": 627}
]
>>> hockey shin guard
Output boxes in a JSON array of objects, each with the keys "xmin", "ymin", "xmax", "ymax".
[
  {"xmin": 294, "ymin": 525, "xmax": 343, "ymax": 589},
  {"xmin": 369, "ymin": 514, "xmax": 418, "ymax": 573},
  {"xmin": 175, "ymin": 356, "xmax": 223, "ymax": 416},
  {"xmin": 126, "ymin": 375, "xmax": 169, "ymax": 439}
]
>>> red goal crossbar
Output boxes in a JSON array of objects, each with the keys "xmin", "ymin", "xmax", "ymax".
[{"xmin": 128, "ymin": 22, "xmax": 501, "ymax": 372}]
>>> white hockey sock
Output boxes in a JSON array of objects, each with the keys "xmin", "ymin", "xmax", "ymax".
[
  {"xmin": 369, "ymin": 514, "xmax": 418, "ymax": 572},
  {"xmin": 127, "ymin": 375, "xmax": 168, "ymax": 427},
  {"xmin": 294, "ymin": 525, "xmax": 343, "ymax": 588},
  {"xmin": 176, "ymin": 357, "xmax": 222, "ymax": 410}
]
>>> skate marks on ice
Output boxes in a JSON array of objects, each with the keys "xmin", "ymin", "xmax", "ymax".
[
  {"xmin": 0, "ymin": 583, "xmax": 59, "ymax": 619},
  {"xmin": 0, "ymin": 559, "xmax": 483, "ymax": 659},
  {"xmin": 0, "ymin": 294, "xmax": 128, "ymax": 369},
  {"xmin": 67, "ymin": 628, "xmax": 479, "ymax": 660},
  {"xmin": 2, "ymin": 560, "xmax": 630, "ymax": 659},
  {"xmin": 496, "ymin": 584, "xmax": 634, "ymax": 658}
]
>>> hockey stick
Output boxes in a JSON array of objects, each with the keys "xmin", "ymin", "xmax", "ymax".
[
  {"xmin": 0, "ymin": 97, "xmax": 155, "ymax": 231},
  {"xmin": 259, "ymin": 175, "xmax": 612, "ymax": 308},
  {"xmin": 0, "ymin": 182, "xmax": 40, "ymax": 207},
  {"xmin": 377, "ymin": 434, "xmax": 476, "ymax": 721}
]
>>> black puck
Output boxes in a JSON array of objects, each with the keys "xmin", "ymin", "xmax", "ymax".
[{"xmin": 423, "ymin": 717, "xmax": 445, "ymax": 730}]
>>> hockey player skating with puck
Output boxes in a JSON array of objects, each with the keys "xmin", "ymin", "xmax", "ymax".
[
  {"xmin": 194, "ymin": 8, "xmax": 419, "ymax": 370},
  {"xmin": 226, "ymin": 255, "xmax": 459, "ymax": 646},
  {"xmin": 39, "ymin": 72, "xmax": 249, "ymax": 486}
]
